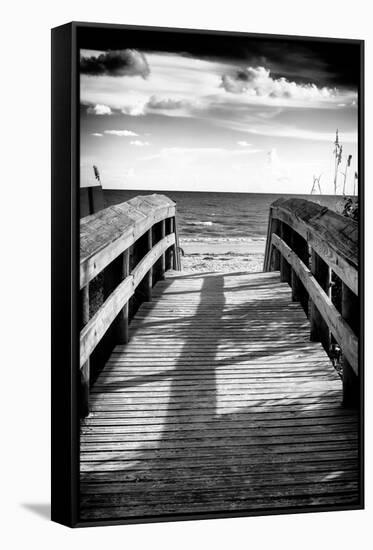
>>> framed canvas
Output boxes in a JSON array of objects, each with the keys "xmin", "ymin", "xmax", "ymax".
[{"xmin": 51, "ymin": 21, "xmax": 364, "ymax": 527}]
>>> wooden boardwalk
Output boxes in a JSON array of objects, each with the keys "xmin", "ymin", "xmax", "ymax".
[{"xmin": 80, "ymin": 270, "xmax": 359, "ymax": 521}]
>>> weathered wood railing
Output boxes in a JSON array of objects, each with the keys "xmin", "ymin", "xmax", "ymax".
[
  {"xmin": 263, "ymin": 198, "xmax": 359, "ymax": 407},
  {"xmin": 79, "ymin": 194, "xmax": 181, "ymax": 416}
]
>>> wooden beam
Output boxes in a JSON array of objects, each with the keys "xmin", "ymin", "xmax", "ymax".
[
  {"xmin": 280, "ymin": 223, "xmax": 291, "ymax": 284},
  {"xmin": 310, "ymin": 250, "xmax": 331, "ymax": 353},
  {"xmin": 168, "ymin": 218, "xmax": 174, "ymax": 271},
  {"xmin": 80, "ymin": 196, "xmax": 176, "ymax": 289},
  {"xmin": 132, "ymin": 234, "xmax": 175, "ymax": 289},
  {"xmin": 80, "ymin": 285, "xmax": 90, "ymax": 417},
  {"xmin": 145, "ymin": 229, "xmax": 153, "ymax": 302},
  {"xmin": 80, "ymin": 234, "xmax": 176, "ymax": 367},
  {"xmin": 161, "ymin": 220, "xmax": 166, "ymax": 279},
  {"xmin": 80, "ymin": 276, "xmax": 134, "ymax": 368},
  {"xmin": 174, "ymin": 216, "xmax": 182, "ymax": 271},
  {"xmin": 271, "ymin": 218, "xmax": 281, "ymax": 271},
  {"xmin": 341, "ymin": 283, "xmax": 360, "ymax": 407},
  {"xmin": 290, "ymin": 232, "xmax": 309, "ymax": 313},
  {"xmin": 308, "ymin": 232, "xmax": 357, "ymax": 296},
  {"xmin": 271, "ymin": 233, "xmax": 358, "ymax": 375},
  {"xmin": 117, "ymin": 249, "xmax": 130, "ymax": 345},
  {"xmin": 264, "ymin": 213, "xmax": 281, "ymax": 272},
  {"xmin": 265, "ymin": 199, "xmax": 357, "ymax": 295}
]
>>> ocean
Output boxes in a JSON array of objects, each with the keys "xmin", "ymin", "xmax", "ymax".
[{"xmin": 102, "ymin": 190, "xmax": 344, "ymax": 243}]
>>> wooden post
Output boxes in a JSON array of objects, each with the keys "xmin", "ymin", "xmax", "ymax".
[
  {"xmin": 116, "ymin": 249, "xmax": 130, "ymax": 344},
  {"xmin": 280, "ymin": 222, "xmax": 291, "ymax": 284},
  {"xmin": 310, "ymin": 250, "xmax": 331, "ymax": 353},
  {"xmin": 291, "ymin": 232, "xmax": 309, "ymax": 314},
  {"xmin": 174, "ymin": 216, "xmax": 181, "ymax": 270},
  {"xmin": 341, "ymin": 283, "xmax": 359, "ymax": 407},
  {"xmin": 271, "ymin": 218, "xmax": 281, "ymax": 271},
  {"xmin": 172, "ymin": 216, "xmax": 178, "ymax": 270},
  {"xmin": 161, "ymin": 219, "xmax": 166, "ymax": 279},
  {"xmin": 168, "ymin": 218, "xmax": 174, "ymax": 271},
  {"xmin": 80, "ymin": 285, "xmax": 90, "ymax": 417},
  {"xmin": 145, "ymin": 228, "xmax": 153, "ymax": 301}
]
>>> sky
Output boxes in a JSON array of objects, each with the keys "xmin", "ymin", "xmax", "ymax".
[{"xmin": 79, "ymin": 29, "xmax": 360, "ymax": 194}]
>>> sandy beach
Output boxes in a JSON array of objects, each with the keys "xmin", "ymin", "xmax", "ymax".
[{"xmin": 179, "ymin": 238, "xmax": 266, "ymax": 273}]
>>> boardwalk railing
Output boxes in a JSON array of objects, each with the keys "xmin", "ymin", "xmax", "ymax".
[
  {"xmin": 79, "ymin": 194, "xmax": 181, "ymax": 416},
  {"xmin": 263, "ymin": 198, "xmax": 359, "ymax": 407}
]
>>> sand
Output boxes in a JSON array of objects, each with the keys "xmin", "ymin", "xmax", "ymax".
[{"xmin": 179, "ymin": 238, "xmax": 266, "ymax": 273}]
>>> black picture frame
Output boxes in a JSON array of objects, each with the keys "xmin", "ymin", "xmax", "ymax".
[{"xmin": 51, "ymin": 21, "xmax": 364, "ymax": 528}]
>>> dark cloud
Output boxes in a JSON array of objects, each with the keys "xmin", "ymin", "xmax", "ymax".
[
  {"xmin": 78, "ymin": 27, "xmax": 361, "ymax": 88},
  {"xmin": 80, "ymin": 49, "xmax": 150, "ymax": 78}
]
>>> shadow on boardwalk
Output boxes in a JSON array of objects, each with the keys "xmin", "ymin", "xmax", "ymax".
[{"xmin": 80, "ymin": 272, "xmax": 360, "ymax": 520}]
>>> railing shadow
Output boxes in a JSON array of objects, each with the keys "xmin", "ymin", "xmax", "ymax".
[{"xmin": 80, "ymin": 271, "xmax": 360, "ymax": 519}]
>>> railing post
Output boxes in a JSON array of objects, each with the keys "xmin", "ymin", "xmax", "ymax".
[
  {"xmin": 291, "ymin": 232, "xmax": 309, "ymax": 314},
  {"xmin": 161, "ymin": 219, "xmax": 166, "ymax": 279},
  {"xmin": 341, "ymin": 283, "xmax": 359, "ymax": 407},
  {"xmin": 170, "ymin": 217, "xmax": 178, "ymax": 270},
  {"xmin": 173, "ymin": 215, "xmax": 181, "ymax": 270},
  {"xmin": 166, "ymin": 218, "xmax": 174, "ymax": 271},
  {"xmin": 280, "ymin": 222, "xmax": 291, "ymax": 284},
  {"xmin": 80, "ymin": 285, "xmax": 90, "ymax": 417},
  {"xmin": 310, "ymin": 250, "xmax": 331, "ymax": 352},
  {"xmin": 145, "ymin": 228, "xmax": 153, "ymax": 301},
  {"xmin": 271, "ymin": 218, "xmax": 281, "ymax": 271},
  {"xmin": 116, "ymin": 249, "xmax": 130, "ymax": 344}
]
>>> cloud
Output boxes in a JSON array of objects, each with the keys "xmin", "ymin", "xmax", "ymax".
[
  {"xmin": 267, "ymin": 147, "xmax": 290, "ymax": 184},
  {"xmin": 141, "ymin": 146, "xmax": 262, "ymax": 162},
  {"xmin": 121, "ymin": 102, "xmax": 147, "ymax": 116},
  {"xmin": 237, "ymin": 141, "xmax": 251, "ymax": 147},
  {"xmin": 221, "ymin": 66, "xmax": 337, "ymax": 101},
  {"xmin": 147, "ymin": 95, "xmax": 190, "ymax": 110},
  {"xmin": 120, "ymin": 95, "xmax": 192, "ymax": 117},
  {"xmin": 91, "ymin": 133, "xmax": 103, "ymax": 137},
  {"xmin": 87, "ymin": 104, "xmax": 112, "ymax": 115},
  {"xmin": 104, "ymin": 129, "xmax": 138, "ymax": 137},
  {"xmin": 80, "ymin": 49, "xmax": 150, "ymax": 78},
  {"xmin": 130, "ymin": 140, "xmax": 150, "ymax": 146}
]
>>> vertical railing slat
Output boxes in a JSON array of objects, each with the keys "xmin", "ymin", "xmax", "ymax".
[
  {"xmin": 341, "ymin": 283, "xmax": 359, "ymax": 407},
  {"xmin": 161, "ymin": 219, "xmax": 166, "ymax": 279},
  {"xmin": 271, "ymin": 218, "xmax": 281, "ymax": 271},
  {"xmin": 145, "ymin": 228, "xmax": 153, "ymax": 301},
  {"xmin": 310, "ymin": 250, "xmax": 331, "ymax": 353},
  {"xmin": 81, "ymin": 284, "xmax": 90, "ymax": 417},
  {"xmin": 116, "ymin": 249, "xmax": 130, "ymax": 344},
  {"xmin": 280, "ymin": 222, "xmax": 291, "ymax": 283}
]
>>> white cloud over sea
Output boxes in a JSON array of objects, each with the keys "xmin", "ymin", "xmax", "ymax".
[{"xmin": 80, "ymin": 48, "xmax": 358, "ymax": 194}]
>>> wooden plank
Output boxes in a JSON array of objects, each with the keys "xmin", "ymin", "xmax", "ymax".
[
  {"xmin": 80, "ymin": 493, "xmax": 359, "ymax": 519},
  {"xmin": 117, "ymin": 249, "xmax": 129, "ymax": 345},
  {"xmin": 132, "ymin": 234, "xmax": 175, "ymax": 289},
  {"xmin": 80, "ymin": 284, "xmax": 90, "ymax": 417},
  {"xmin": 80, "ymin": 195, "xmax": 176, "ymax": 288},
  {"xmin": 80, "ymin": 235, "xmax": 175, "ymax": 367},
  {"xmin": 271, "ymin": 234, "xmax": 358, "ymax": 375},
  {"xmin": 264, "ymin": 198, "xmax": 358, "ymax": 294},
  {"xmin": 80, "ymin": 270, "xmax": 359, "ymax": 520},
  {"xmin": 80, "ymin": 276, "xmax": 134, "ymax": 368},
  {"xmin": 342, "ymin": 283, "xmax": 360, "ymax": 406},
  {"xmin": 310, "ymin": 250, "xmax": 331, "ymax": 352}
]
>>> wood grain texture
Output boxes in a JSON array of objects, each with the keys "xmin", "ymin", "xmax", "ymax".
[
  {"xmin": 263, "ymin": 198, "xmax": 358, "ymax": 295},
  {"xmin": 80, "ymin": 235, "xmax": 175, "ymax": 367},
  {"xmin": 271, "ymin": 234, "xmax": 358, "ymax": 375},
  {"xmin": 80, "ymin": 194, "xmax": 176, "ymax": 289},
  {"xmin": 80, "ymin": 271, "xmax": 359, "ymax": 521}
]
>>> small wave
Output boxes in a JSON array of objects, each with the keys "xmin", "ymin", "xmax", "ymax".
[
  {"xmin": 186, "ymin": 221, "xmax": 214, "ymax": 226},
  {"xmin": 180, "ymin": 236, "xmax": 266, "ymax": 243}
]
